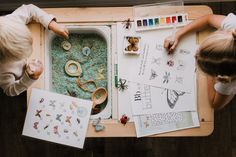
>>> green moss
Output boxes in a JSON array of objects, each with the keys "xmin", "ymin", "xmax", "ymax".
[{"xmin": 50, "ymin": 33, "xmax": 107, "ymax": 109}]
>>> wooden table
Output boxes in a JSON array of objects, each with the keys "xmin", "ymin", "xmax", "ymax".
[{"xmin": 27, "ymin": 5, "xmax": 214, "ymax": 137}]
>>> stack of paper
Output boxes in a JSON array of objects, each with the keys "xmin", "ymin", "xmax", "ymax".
[{"xmin": 116, "ymin": 22, "xmax": 200, "ymax": 137}]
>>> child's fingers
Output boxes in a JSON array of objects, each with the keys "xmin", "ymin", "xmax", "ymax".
[
  {"xmin": 60, "ymin": 28, "xmax": 69, "ymax": 39},
  {"xmin": 163, "ymin": 39, "xmax": 171, "ymax": 50},
  {"xmin": 169, "ymin": 41, "xmax": 177, "ymax": 52},
  {"xmin": 64, "ymin": 27, "xmax": 69, "ymax": 35},
  {"xmin": 63, "ymin": 31, "xmax": 69, "ymax": 39}
]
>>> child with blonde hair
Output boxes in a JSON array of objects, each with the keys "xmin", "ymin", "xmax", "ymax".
[
  {"xmin": 0, "ymin": 4, "xmax": 69, "ymax": 96},
  {"xmin": 164, "ymin": 13, "xmax": 236, "ymax": 109}
]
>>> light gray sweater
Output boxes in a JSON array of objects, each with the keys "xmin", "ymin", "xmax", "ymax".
[{"xmin": 0, "ymin": 4, "xmax": 55, "ymax": 96}]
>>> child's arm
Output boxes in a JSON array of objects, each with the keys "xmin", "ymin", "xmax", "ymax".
[
  {"xmin": 0, "ymin": 72, "xmax": 36, "ymax": 96},
  {"xmin": 207, "ymin": 76, "xmax": 234, "ymax": 109},
  {"xmin": 164, "ymin": 14, "xmax": 226, "ymax": 53},
  {"xmin": 7, "ymin": 4, "xmax": 68, "ymax": 39},
  {"xmin": 0, "ymin": 59, "xmax": 43, "ymax": 96}
]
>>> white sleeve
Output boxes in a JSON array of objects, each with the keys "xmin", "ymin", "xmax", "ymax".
[
  {"xmin": 214, "ymin": 81, "xmax": 236, "ymax": 95},
  {"xmin": 221, "ymin": 13, "xmax": 236, "ymax": 30},
  {"xmin": 0, "ymin": 72, "xmax": 36, "ymax": 96},
  {"xmin": 6, "ymin": 4, "xmax": 55, "ymax": 29}
]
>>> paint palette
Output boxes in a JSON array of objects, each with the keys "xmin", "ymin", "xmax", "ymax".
[{"xmin": 134, "ymin": 13, "xmax": 188, "ymax": 31}]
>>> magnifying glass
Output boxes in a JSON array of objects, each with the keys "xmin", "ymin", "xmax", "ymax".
[{"xmin": 65, "ymin": 60, "xmax": 82, "ymax": 77}]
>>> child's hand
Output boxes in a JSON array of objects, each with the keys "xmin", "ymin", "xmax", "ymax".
[
  {"xmin": 49, "ymin": 20, "xmax": 69, "ymax": 39},
  {"xmin": 26, "ymin": 59, "xmax": 44, "ymax": 80},
  {"xmin": 163, "ymin": 35, "xmax": 179, "ymax": 54}
]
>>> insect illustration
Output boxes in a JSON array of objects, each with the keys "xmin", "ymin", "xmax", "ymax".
[
  {"xmin": 35, "ymin": 110, "xmax": 42, "ymax": 118},
  {"xmin": 179, "ymin": 49, "xmax": 190, "ymax": 55},
  {"xmin": 123, "ymin": 18, "xmax": 132, "ymax": 29},
  {"xmin": 125, "ymin": 36, "xmax": 139, "ymax": 51},
  {"xmin": 73, "ymin": 131, "xmax": 78, "ymax": 137},
  {"xmin": 152, "ymin": 57, "xmax": 161, "ymax": 65},
  {"xmin": 177, "ymin": 60, "xmax": 185, "ymax": 71},
  {"xmin": 49, "ymin": 100, "xmax": 56, "ymax": 109},
  {"xmin": 77, "ymin": 118, "xmax": 80, "ymax": 124},
  {"xmin": 167, "ymin": 89, "xmax": 185, "ymax": 109},
  {"xmin": 53, "ymin": 126, "xmax": 59, "ymax": 135},
  {"xmin": 150, "ymin": 69, "xmax": 158, "ymax": 80},
  {"xmin": 56, "ymin": 114, "xmax": 62, "ymax": 122},
  {"xmin": 167, "ymin": 60, "xmax": 174, "ymax": 67},
  {"xmin": 117, "ymin": 78, "xmax": 128, "ymax": 91},
  {"xmin": 175, "ymin": 76, "xmax": 183, "ymax": 84},
  {"xmin": 33, "ymin": 122, "xmax": 39, "ymax": 130},
  {"xmin": 163, "ymin": 71, "xmax": 170, "ymax": 83},
  {"xmin": 39, "ymin": 98, "xmax": 44, "ymax": 103},
  {"xmin": 44, "ymin": 124, "xmax": 49, "ymax": 130},
  {"xmin": 65, "ymin": 116, "xmax": 72, "ymax": 124}
]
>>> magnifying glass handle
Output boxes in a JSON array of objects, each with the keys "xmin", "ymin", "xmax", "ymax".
[{"xmin": 92, "ymin": 102, "xmax": 97, "ymax": 109}]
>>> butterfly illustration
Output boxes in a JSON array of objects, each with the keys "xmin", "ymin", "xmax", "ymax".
[
  {"xmin": 33, "ymin": 122, "xmax": 39, "ymax": 130},
  {"xmin": 125, "ymin": 37, "xmax": 139, "ymax": 51},
  {"xmin": 35, "ymin": 110, "xmax": 42, "ymax": 118},
  {"xmin": 167, "ymin": 89, "xmax": 185, "ymax": 109}
]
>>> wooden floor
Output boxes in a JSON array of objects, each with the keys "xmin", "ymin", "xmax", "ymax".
[{"xmin": 1, "ymin": 1, "xmax": 236, "ymax": 157}]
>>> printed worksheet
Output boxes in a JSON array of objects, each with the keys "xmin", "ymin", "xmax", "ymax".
[
  {"xmin": 130, "ymin": 39, "xmax": 197, "ymax": 93},
  {"xmin": 133, "ymin": 111, "xmax": 200, "ymax": 137},
  {"xmin": 128, "ymin": 82, "xmax": 196, "ymax": 115},
  {"xmin": 117, "ymin": 23, "xmax": 197, "ymax": 93},
  {"xmin": 22, "ymin": 88, "xmax": 92, "ymax": 149}
]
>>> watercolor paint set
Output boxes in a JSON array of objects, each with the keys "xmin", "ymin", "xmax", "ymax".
[{"xmin": 134, "ymin": 13, "xmax": 188, "ymax": 31}]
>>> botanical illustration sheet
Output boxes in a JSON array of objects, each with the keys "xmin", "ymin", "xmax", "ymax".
[
  {"xmin": 22, "ymin": 88, "xmax": 92, "ymax": 149},
  {"xmin": 133, "ymin": 111, "xmax": 200, "ymax": 137}
]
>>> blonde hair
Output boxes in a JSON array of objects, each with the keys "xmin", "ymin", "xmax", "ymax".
[
  {"xmin": 0, "ymin": 17, "xmax": 33, "ymax": 62},
  {"xmin": 195, "ymin": 29, "xmax": 236, "ymax": 82}
]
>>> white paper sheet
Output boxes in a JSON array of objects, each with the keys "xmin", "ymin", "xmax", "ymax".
[
  {"xmin": 129, "ymin": 38, "xmax": 196, "ymax": 93},
  {"xmin": 128, "ymin": 82, "xmax": 196, "ymax": 115},
  {"xmin": 133, "ymin": 111, "xmax": 200, "ymax": 137},
  {"xmin": 22, "ymin": 88, "xmax": 92, "ymax": 149}
]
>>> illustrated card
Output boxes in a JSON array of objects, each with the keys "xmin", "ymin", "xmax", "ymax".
[{"xmin": 22, "ymin": 88, "xmax": 92, "ymax": 149}]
